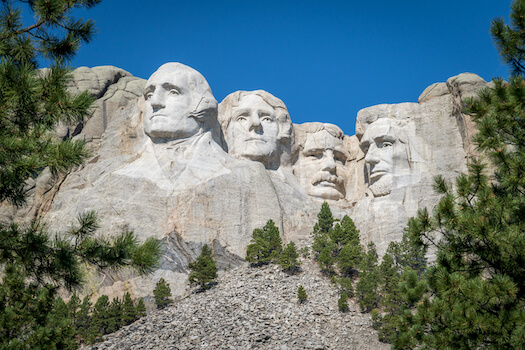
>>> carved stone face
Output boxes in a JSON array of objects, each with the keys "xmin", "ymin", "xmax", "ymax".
[
  {"xmin": 360, "ymin": 118, "xmax": 408, "ymax": 196},
  {"xmin": 225, "ymin": 94, "xmax": 280, "ymax": 162},
  {"xmin": 295, "ymin": 130, "xmax": 346, "ymax": 200},
  {"xmin": 143, "ymin": 67, "xmax": 199, "ymax": 140}
]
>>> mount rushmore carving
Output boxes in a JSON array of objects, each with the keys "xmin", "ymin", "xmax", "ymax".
[{"xmin": 0, "ymin": 63, "xmax": 488, "ymax": 298}]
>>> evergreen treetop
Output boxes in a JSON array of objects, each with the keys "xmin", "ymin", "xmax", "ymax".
[
  {"xmin": 278, "ymin": 241, "xmax": 300, "ymax": 274},
  {"xmin": 317, "ymin": 202, "xmax": 334, "ymax": 234},
  {"xmin": 188, "ymin": 244, "xmax": 218, "ymax": 291},
  {"xmin": 245, "ymin": 219, "xmax": 283, "ymax": 266},
  {"xmin": 153, "ymin": 278, "xmax": 172, "ymax": 309}
]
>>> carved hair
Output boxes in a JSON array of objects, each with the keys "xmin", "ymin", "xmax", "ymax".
[
  {"xmin": 292, "ymin": 122, "xmax": 346, "ymax": 158},
  {"xmin": 218, "ymin": 90, "xmax": 293, "ymax": 142}
]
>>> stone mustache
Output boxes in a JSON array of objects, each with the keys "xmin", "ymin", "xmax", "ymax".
[
  {"xmin": 141, "ymin": 62, "xmax": 421, "ymax": 202},
  {"xmin": 139, "ymin": 63, "xmax": 349, "ymax": 200}
]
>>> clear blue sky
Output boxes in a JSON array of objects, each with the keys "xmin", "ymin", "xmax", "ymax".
[{"xmin": 66, "ymin": 0, "xmax": 511, "ymax": 135}]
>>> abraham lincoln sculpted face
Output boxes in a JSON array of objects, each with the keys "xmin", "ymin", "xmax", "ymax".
[{"xmin": 359, "ymin": 118, "xmax": 410, "ymax": 197}]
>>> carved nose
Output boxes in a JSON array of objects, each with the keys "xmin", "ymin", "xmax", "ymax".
[
  {"xmin": 321, "ymin": 152, "xmax": 336, "ymax": 172},
  {"xmin": 364, "ymin": 145, "xmax": 380, "ymax": 165},
  {"xmin": 149, "ymin": 91, "xmax": 165, "ymax": 109},
  {"xmin": 248, "ymin": 115, "xmax": 262, "ymax": 132}
]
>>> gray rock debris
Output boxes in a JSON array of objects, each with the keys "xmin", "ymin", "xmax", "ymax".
[{"xmin": 83, "ymin": 260, "xmax": 388, "ymax": 350}]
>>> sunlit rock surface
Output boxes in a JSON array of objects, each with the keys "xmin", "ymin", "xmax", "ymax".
[{"xmin": 0, "ymin": 64, "xmax": 488, "ymax": 299}]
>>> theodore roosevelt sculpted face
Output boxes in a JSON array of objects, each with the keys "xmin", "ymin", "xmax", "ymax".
[{"xmin": 294, "ymin": 123, "xmax": 347, "ymax": 200}]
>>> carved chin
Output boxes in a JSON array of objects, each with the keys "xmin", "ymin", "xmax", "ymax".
[{"xmin": 369, "ymin": 176, "xmax": 393, "ymax": 197}]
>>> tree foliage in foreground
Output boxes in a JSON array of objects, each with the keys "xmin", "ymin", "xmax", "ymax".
[
  {"xmin": 392, "ymin": 2, "xmax": 525, "ymax": 347},
  {"xmin": 0, "ymin": 0, "xmax": 101, "ymax": 206},
  {"xmin": 0, "ymin": 1, "xmax": 162, "ymax": 348}
]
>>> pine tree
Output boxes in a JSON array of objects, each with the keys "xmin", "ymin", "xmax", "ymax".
[
  {"xmin": 318, "ymin": 246, "xmax": 335, "ymax": 275},
  {"xmin": 76, "ymin": 295, "xmax": 92, "ymax": 342},
  {"xmin": 136, "ymin": 298, "xmax": 147, "ymax": 318},
  {"xmin": 355, "ymin": 243, "xmax": 380, "ymax": 312},
  {"xmin": 121, "ymin": 292, "xmax": 138, "ymax": 326},
  {"xmin": 331, "ymin": 215, "xmax": 360, "ymax": 248},
  {"xmin": 245, "ymin": 219, "xmax": 283, "ymax": 266},
  {"xmin": 336, "ymin": 276, "xmax": 354, "ymax": 298},
  {"xmin": 0, "ymin": 2, "xmax": 162, "ymax": 347},
  {"xmin": 338, "ymin": 291, "xmax": 349, "ymax": 312},
  {"xmin": 46, "ymin": 296, "xmax": 76, "ymax": 349},
  {"xmin": 317, "ymin": 202, "xmax": 334, "ymax": 234},
  {"xmin": 188, "ymin": 244, "xmax": 218, "ymax": 291},
  {"xmin": 153, "ymin": 278, "xmax": 172, "ymax": 309},
  {"xmin": 106, "ymin": 297, "xmax": 122, "ymax": 334},
  {"xmin": 67, "ymin": 293, "xmax": 81, "ymax": 328},
  {"xmin": 0, "ymin": 0, "xmax": 98, "ymax": 206},
  {"xmin": 337, "ymin": 242, "xmax": 363, "ymax": 277},
  {"xmin": 393, "ymin": 2, "xmax": 525, "ymax": 347},
  {"xmin": 278, "ymin": 241, "xmax": 300, "ymax": 273},
  {"xmin": 297, "ymin": 285, "xmax": 307, "ymax": 304},
  {"xmin": 87, "ymin": 294, "xmax": 110, "ymax": 343}
]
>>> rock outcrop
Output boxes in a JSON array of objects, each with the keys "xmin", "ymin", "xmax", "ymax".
[{"xmin": 0, "ymin": 63, "xmax": 490, "ymax": 300}]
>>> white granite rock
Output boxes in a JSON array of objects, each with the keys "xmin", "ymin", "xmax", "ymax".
[{"xmin": 1, "ymin": 64, "xmax": 490, "ymax": 300}]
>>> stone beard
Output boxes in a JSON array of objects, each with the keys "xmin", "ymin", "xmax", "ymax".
[
  {"xmin": 359, "ymin": 118, "xmax": 410, "ymax": 197},
  {"xmin": 293, "ymin": 124, "xmax": 346, "ymax": 200}
]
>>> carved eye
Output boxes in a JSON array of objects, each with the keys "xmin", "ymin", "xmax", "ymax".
[
  {"xmin": 261, "ymin": 115, "xmax": 273, "ymax": 122},
  {"xmin": 235, "ymin": 115, "xmax": 248, "ymax": 122},
  {"xmin": 380, "ymin": 141, "xmax": 393, "ymax": 148},
  {"xmin": 169, "ymin": 89, "xmax": 180, "ymax": 95},
  {"xmin": 360, "ymin": 143, "xmax": 369, "ymax": 153},
  {"xmin": 145, "ymin": 92, "xmax": 153, "ymax": 100},
  {"xmin": 335, "ymin": 155, "xmax": 346, "ymax": 165},
  {"xmin": 307, "ymin": 152, "xmax": 323, "ymax": 159}
]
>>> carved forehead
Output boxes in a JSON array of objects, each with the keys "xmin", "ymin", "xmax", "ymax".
[
  {"xmin": 360, "ymin": 118, "xmax": 396, "ymax": 143},
  {"xmin": 220, "ymin": 90, "xmax": 287, "ymax": 116},
  {"xmin": 233, "ymin": 94, "xmax": 274, "ymax": 113},
  {"xmin": 145, "ymin": 63, "xmax": 211, "ymax": 94},
  {"xmin": 303, "ymin": 129, "xmax": 344, "ymax": 151}
]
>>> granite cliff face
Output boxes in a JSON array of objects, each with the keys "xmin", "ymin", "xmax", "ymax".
[{"xmin": 0, "ymin": 63, "xmax": 489, "ymax": 300}]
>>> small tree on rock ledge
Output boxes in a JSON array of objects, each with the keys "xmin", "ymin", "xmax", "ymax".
[
  {"xmin": 153, "ymin": 278, "xmax": 172, "ymax": 309},
  {"xmin": 297, "ymin": 285, "xmax": 307, "ymax": 304},
  {"xmin": 245, "ymin": 219, "xmax": 283, "ymax": 266},
  {"xmin": 279, "ymin": 241, "xmax": 301, "ymax": 273},
  {"xmin": 189, "ymin": 244, "xmax": 218, "ymax": 291}
]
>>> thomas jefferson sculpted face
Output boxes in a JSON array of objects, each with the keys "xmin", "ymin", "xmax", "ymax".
[
  {"xmin": 143, "ymin": 63, "xmax": 217, "ymax": 141},
  {"xmin": 219, "ymin": 91, "xmax": 292, "ymax": 168},
  {"xmin": 294, "ymin": 124, "xmax": 346, "ymax": 200}
]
